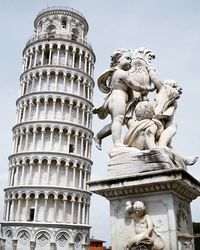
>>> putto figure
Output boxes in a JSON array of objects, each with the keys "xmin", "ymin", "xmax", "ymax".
[
  {"xmin": 93, "ymin": 49, "xmax": 154, "ymax": 149},
  {"xmin": 125, "ymin": 200, "xmax": 165, "ymax": 250},
  {"xmin": 124, "ymin": 101, "xmax": 163, "ymax": 150}
]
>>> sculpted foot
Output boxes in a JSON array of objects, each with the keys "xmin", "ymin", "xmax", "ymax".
[
  {"xmin": 94, "ymin": 135, "xmax": 102, "ymax": 150},
  {"xmin": 184, "ymin": 156, "xmax": 198, "ymax": 166}
]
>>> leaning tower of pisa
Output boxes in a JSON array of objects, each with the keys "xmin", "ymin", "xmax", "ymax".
[{"xmin": 0, "ymin": 7, "xmax": 95, "ymax": 250}]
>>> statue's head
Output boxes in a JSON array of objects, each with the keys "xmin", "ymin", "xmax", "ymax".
[
  {"xmin": 135, "ymin": 101, "xmax": 155, "ymax": 121},
  {"xmin": 133, "ymin": 201, "xmax": 146, "ymax": 216},
  {"xmin": 110, "ymin": 49, "xmax": 132, "ymax": 69}
]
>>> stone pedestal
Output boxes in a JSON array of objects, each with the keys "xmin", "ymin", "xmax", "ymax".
[{"xmin": 89, "ymin": 167, "xmax": 200, "ymax": 250}]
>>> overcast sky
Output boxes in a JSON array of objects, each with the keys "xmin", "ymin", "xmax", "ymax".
[{"xmin": 0, "ymin": 0, "xmax": 200, "ymax": 246}]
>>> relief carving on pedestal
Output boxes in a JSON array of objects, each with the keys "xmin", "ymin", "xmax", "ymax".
[
  {"xmin": 125, "ymin": 201, "xmax": 165, "ymax": 250},
  {"xmin": 176, "ymin": 201, "xmax": 191, "ymax": 233}
]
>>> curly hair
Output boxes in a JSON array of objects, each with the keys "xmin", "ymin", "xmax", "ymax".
[{"xmin": 110, "ymin": 49, "xmax": 132, "ymax": 67}]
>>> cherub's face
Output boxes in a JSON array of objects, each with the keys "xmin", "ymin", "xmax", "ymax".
[
  {"xmin": 118, "ymin": 52, "xmax": 132, "ymax": 70},
  {"xmin": 134, "ymin": 207, "xmax": 144, "ymax": 217}
]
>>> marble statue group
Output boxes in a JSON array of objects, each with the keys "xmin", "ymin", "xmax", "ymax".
[
  {"xmin": 90, "ymin": 47, "xmax": 200, "ymax": 250},
  {"xmin": 93, "ymin": 48, "xmax": 198, "ymax": 166}
]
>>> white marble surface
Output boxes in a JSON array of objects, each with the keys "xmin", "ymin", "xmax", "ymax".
[
  {"xmin": 108, "ymin": 147, "xmax": 187, "ymax": 178},
  {"xmin": 110, "ymin": 193, "xmax": 193, "ymax": 250}
]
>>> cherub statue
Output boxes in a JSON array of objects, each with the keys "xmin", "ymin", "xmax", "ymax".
[
  {"xmin": 125, "ymin": 200, "xmax": 165, "ymax": 250},
  {"xmin": 123, "ymin": 100, "xmax": 198, "ymax": 166},
  {"xmin": 124, "ymin": 101, "xmax": 163, "ymax": 150},
  {"xmin": 153, "ymin": 79, "xmax": 182, "ymax": 148},
  {"xmin": 93, "ymin": 49, "xmax": 154, "ymax": 148}
]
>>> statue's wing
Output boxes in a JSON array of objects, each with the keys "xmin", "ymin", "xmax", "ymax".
[{"xmin": 97, "ymin": 68, "xmax": 116, "ymax": 93}]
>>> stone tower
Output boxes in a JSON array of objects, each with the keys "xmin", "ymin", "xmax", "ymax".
[{"xmin": 0, "ymin": 7, "xmax": 95, "ymax": 250}]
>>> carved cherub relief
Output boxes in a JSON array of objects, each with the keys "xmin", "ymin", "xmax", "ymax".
[{"xmin": 125, "ymin": 201, "xmax": 165, "ymax": 250}]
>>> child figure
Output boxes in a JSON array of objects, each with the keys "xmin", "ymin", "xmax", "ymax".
[
  {"xmin": 125, "ymin": 200, "xmax": 165, "ymax": 250},
  {"xmin": 124, "ymin": 101, "xmax": 198, "ymax": 166},
  {"xmin": 93, "ymin": 49, "xmax": 154, "ymax": 148},
  {"xmin": 124, "ymin": 101, "xmax": 163, "ymax": 150}
]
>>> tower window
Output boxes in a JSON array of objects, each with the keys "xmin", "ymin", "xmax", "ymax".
[
  {"xmin": 46, "ymin": 24, "xmax": 56, "ymax": 36},
  {"xmin": 69, "ymin": 144, "xmax": 74, "ymax": 153},
  {"xmin": 44, "ymin": 49, "xmax": 50, "ymax": 64},
  {"xmin": 71, "ymin": 28, "xmax": 79, "ymax": 41},
  {"xmin": 29, "ymin": 208, "xmax": 35, "ymax": 221},
  {"xmin": 61, "ymin": 19, "xmax": 67, "ymax": 28}
]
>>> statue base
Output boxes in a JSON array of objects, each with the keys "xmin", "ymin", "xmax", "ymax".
[
  {"xmin": 89, "ymin": 164, "xmax": 200, "ymax": 249},
  {"xmin": 107, "ymin": 147, "xmax": 187, "ymax": 177}
]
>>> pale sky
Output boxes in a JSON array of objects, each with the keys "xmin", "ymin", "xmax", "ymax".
[{"xmin": 0, "ymin": 0, "xmax": 200, "ymax": 247}]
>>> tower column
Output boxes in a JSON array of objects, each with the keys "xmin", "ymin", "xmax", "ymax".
[
  {"xmin": 74, "ymin": 131, "xmax": 79, "ymax": 154},
  {"xmin": 76, "ymin": 103, "xmax": 80, "ymax": 122},
  {"xmin": 48, "ymin": 46, "xmax": 53, "ymax": 65},
  {"xmin": 77, "ymin": 77, "xmax": 81, "ymax": 96},
  {"xmin": 67, "ymin": 130, "xmax": 71, "ymax": 152},
  {"xmin": 29, "ymin": 51, "xmax": 33, "ymax": 69},
  {"xmin": 56, "ymin": 164, "xmax": 60, "ymax": 185},
  {"xmin": 43, "ymin": 198, "xmax": 48, "ymax": 221},
  {"xmin": 41, "ymin": 128, "xmax": 45, "ymax": 150},
  {"xmin": 64, "ymin": 48, "xmax": 68, "ymax": 66},
  {"xmin": 82, "ymin": 106, "xmax": 86, "ymax": 126},
  {"xmin": 33, "ymin": 198, "xmax": 39, "ymax": 221},
  {"xmin": 58, "ymin": 129, "xmax": 63, "ymax": 151},
  {"xmin": 4, "ymin": 199, "xmax": 8, "ymax": 221},
  {"xmin": 70, "ymin": 75, "xmax": 74, "ymax": 93},
  {"xmin": 77, "ymin": 199, "xmax": 81, "ymax": 223},
  {"xmin": 41, "ymin": 47, "xmax": 45, "ymax": 65},
  {"xmin": 47, "ymin": 163, "xmax": 51, "ymax": 184},
  {"xmin": 46, "ymin": 72, "xmax": 50, "ymax": 90},
  {"xmin": 56, "ymin": 45, "xmax": 61, "ymax": 65},
  {"xmin": 63, "ymin": 73, "xmax": 67, "ymax": 92},
  {"xmin": 38, "ymin": 72, "xmax": 42, "ymax": 91},
  {"xmin": 34, "ymin": 49, "xmax": 38, "ymax": 67},
  {"xmin": 88, "ymin": 57, "xmax": 92, "ymax": 76},
  {"xmin": 16, "ymin": 198, "xmax": 22, "ymax": 221},
  {"xmin": 29, "ymin": 163, "xmax": 33, "ymax": 184},
  {"xmin": 25, "ymin": 197, "xmax": 30, "ymax": 221},
  {"xmin": 79, "ymin": 166, "xmax": 83, "ymax": 189},
  {"xmin": 63, "ymin": 199, "xmax": 67, "ymax": 222},
  {"xmin": 84, "ymin": 54, "xmax": 88, "ymax": 73},
  {"xmin": 70, "ymin": 197, "xmax": 75, "ymax": 223},
  {"xmin": 61, "ymin": 101, "xmax": 65, "ymax": 120},
  {"xmin": 21, "ymin": 163, "xmax": 25, "ymax": 185},
  {"xmin": 55, "ymin": 72, "xmax": 58, "ymax": 91},
  {"xmin": 49, "ymin": 128, "xmax": 54, "ymax": 150},
  {"xmin": 72, "ymin": 163, "xmax": 76, "ymax": 187},
  {"xmin": 53, "ymin": 198, "xmax": 58, "ymax": 222},
  {"xmin": 28, "ymin": 102, "xmax": 33, "ymax": 120},
  {"xmin": 82, "ymin": 202, "xmax": 86, "ymax": 224},
  {"xmin": 78, "ymin": 50, "xmax": 83, "ymax": 69},
  {"xmin": 80, "ymin": 135, "xmax": 84, "ymax": 156},
  {"xmin": 37, "ymin": 163, "xmax": 41, "ymax": 185},
  {"xmin": 65, "ymin": 163, "xmax": 69, "ymax": 186},
  {"xmin": 72, "ymin": 49, "xmax": 76, "ymax": 68}
]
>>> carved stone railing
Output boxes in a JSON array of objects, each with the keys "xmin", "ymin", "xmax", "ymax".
[
  {"xmin": 26, "ymin": 33, "xmax": 93, "ymax": 51},
  {"xmin": 36, "ymin": 6, "xmax": 86, "ymax": 20}
]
